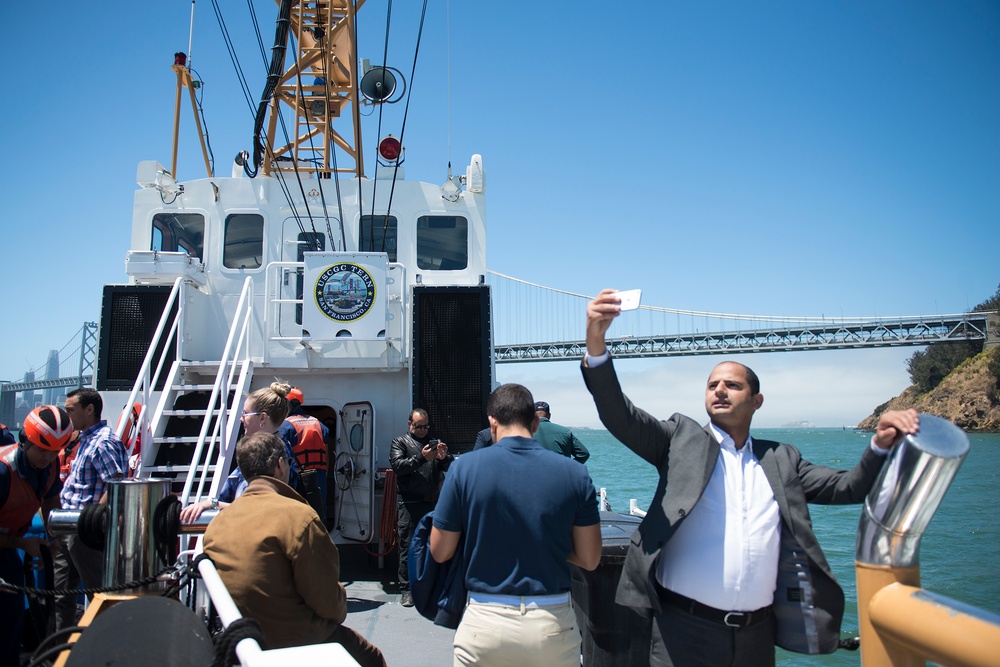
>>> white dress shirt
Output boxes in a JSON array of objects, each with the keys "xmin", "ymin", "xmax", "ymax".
[{"xmin": 656, "ymin": 423, "xmax": 781, "ymax": 612}]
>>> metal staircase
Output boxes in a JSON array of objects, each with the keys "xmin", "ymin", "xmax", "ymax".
[{"xmin": 115, "ymin": 277, "xmax": 256, "ymax": 506}]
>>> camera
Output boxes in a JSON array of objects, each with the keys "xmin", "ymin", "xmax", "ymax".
[{"xmin": 428, "ymin": 439, "xmax": 441, "ymax": 446}]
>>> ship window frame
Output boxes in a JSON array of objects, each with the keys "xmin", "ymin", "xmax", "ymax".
[
  {"xmin": 223, "ymin": 213, "xmax": 265, "ymax": 270},
  {"xmin": 416, "ymin": 215, "xmax": 468, "ymax": 270},
  {"xmin": 151, "ymin": 213, "xmax": 205, "ymax": 262},
  {"xmin": 359, "ymin": 214, "xmax": 398, "ymax": 263}
]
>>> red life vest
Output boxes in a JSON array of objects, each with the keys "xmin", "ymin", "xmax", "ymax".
[
  {"xmin": 59, "ymin": 443, "xmax": 78, "ymax": 482},
  {"xmin": 0, "ymin": 444, "xmax": 57, "ymax": 538},
  {"xmin": 116, "ymin": 402, "xmax": 143, "ymax": 476},
  {"xmin": 286, "ymin": 414, "xmax": 327, "ymax": 471}
]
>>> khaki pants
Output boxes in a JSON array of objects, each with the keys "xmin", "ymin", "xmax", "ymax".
[{"xmin": 454, "ymin": 600, "xmax": 580, "ymax": 667}]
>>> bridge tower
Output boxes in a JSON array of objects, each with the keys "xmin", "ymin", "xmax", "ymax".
[{"xmin": 79, "ymin": 322, "xmax": 98, "ymax": 387}]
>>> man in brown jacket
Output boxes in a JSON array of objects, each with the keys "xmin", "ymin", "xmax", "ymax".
[{"xmin": 203, "ymin": 432, "xmax": 385, "ymax": 666}]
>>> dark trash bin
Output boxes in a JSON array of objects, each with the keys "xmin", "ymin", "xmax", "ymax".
[{"xmin": 572, "ymin": 511, "xmax": 651, "ymax": 667}]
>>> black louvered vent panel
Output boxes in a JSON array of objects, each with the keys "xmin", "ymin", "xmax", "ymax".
[
  {"xmin": 96, "ymin": 285, "xmax": 176, "ymax": 391},
  {"xmin": 412, "ymin": 286, "xmax": 492, "ymax": 453}
]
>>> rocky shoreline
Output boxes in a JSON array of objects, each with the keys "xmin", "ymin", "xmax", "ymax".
[{"xmin": 857, "ymin": 350, "xmax": 1000, "ymax": 432}]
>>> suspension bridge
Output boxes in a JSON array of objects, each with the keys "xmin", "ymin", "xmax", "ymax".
[
  {"xmin": 487, "ymin": 272, "xmax": 998, "ymax": 363},
  {"xmin": 0, "ymin": 322, "xmax": 98, "ymax": 427},
  {"xmin": 2, "ymin": 274, "xmax": 995, "ymax": 426}
]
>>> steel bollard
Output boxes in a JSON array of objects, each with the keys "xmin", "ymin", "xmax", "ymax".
[{"xmin": 47, "ymin": 481, "xmax": 220, "ymax": 589}]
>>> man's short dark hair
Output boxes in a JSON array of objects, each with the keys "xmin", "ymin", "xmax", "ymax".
[
  {"xmin": 488, "ymin": 384, "xmax": 536, "ymax": 430},
  {"xmin": 742, "ymin": 364, "xmax": 761, "ymax": 395},
  {"xmin": 67, "ymin": 388, "xmax": 103, "ymax": 420},
  {"xmin": 409, "ymin": 408, "xmax": 429, "ymax": 423},
  {"xmin": 235, "ymin": 432, "xmax": 286, "ymax": 480}
]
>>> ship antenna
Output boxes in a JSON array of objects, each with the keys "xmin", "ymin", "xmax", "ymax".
[
  {"xmin": 187, "ymin": 1, "xmax": 196, "ymax": 70},
  {"xmin": 446, "ymin": 0, "xmax": 452, "ymax": 167}
]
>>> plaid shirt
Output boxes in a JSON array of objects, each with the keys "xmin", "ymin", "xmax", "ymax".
[{"xmin": 60, "ymin": 420, "xmax": 127, "ymax": 509}]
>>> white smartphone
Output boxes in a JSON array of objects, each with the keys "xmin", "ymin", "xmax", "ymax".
[{"xmin": 617, "ymin": 289, "xmax": 641, "ymax": 311}]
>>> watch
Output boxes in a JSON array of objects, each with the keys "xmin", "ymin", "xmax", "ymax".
[{"xmin": 211, "ymin": 497, "xmax": 219, "ymax": 511}]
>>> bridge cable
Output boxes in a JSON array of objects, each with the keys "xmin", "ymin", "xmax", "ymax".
[
  {"xmin": 381, "ymin": 0, "xmax": 429, "ymax": 254},
  {"xmin": 366, "ymin": 0, "xmax": 393, "ymax": 251},
  {"xmin": 486, "ymin": 271, "xmax": 970, "ymax": 324}
]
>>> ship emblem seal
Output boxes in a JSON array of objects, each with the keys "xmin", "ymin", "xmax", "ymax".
[{"xmin": 314, "ymin": 263, "xmax": 377, "ymax": 322}]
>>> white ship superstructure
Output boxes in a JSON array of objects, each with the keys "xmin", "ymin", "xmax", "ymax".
[{"xmin": 96, "ymin": 1, "xmax": 492, "ymax": 544}]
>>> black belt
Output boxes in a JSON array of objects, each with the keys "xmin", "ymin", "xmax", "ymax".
[{"xmin": 660, "ymin": 588, "xmax": 772, "ymax": 629}]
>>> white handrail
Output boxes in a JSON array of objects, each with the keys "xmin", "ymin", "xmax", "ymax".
[
  {"xmin": 115, "ymin": 276, "xmax": 184, "ymax": 452},
  {"xmin": 197, "ymin": 556, "xmax": 265, "ymax": 663},
  {"xmin": 188, "ymin": 302, "xmax": 253, "ymax": 504},
  {"xmin": 180, "ymin": 276, "xmax": 254, "ymax": 505},
  {"xmin": 196, "ymin": 556, "xmax": 361, "ymax": 666}
]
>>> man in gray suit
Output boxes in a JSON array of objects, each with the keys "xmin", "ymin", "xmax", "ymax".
[{"xmin": 582, "ymin": 289, "xmax": 919, "ymax": 667}]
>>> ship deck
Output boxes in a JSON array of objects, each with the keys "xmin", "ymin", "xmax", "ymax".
[{"xmin": 338, "ymin": 546, "xmax": 455, "ymax": 666}]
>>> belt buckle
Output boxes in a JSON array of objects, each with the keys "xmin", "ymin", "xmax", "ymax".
[{"xmin": 723, "ymin": 611, "xmax": 746, "ymax": 628}]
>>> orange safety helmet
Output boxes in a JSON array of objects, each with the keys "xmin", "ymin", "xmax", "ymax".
[
  {"xmin": 22, "ymin": 405, "xmax": 74, "ymax": 451},
  {"xmin": 287, "ymin": 387, "xmax": 305, "ymax": 404}
]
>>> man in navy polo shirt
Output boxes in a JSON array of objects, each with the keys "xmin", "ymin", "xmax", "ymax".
[{"xmin": 430, "ymin": 384, "xmax": 601, "ymax": 667}]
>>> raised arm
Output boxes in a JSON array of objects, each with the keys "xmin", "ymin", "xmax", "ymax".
[{"xmin": 586, "ymin": 289, "xmax": 623, "ymax": 357}]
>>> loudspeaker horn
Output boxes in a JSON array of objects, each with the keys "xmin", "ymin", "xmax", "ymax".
[{"xmin": 359, "ymin": 67, "xmax": 397, "ymax": 103}]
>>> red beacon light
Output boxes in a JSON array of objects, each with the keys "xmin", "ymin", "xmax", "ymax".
[{"xmin": 378, "ymin": 135, "xmax": 402, "ymax": 163}]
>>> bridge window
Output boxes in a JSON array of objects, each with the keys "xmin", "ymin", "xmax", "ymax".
[
  {"xmin": 417, "ymin": 216, "xmax": 467, "ymax": 270},
  {"xmin": 359, "ymin": 215, "xmax": 397, "ymax": 263},
  {"xmin": 151, "ymin": 213, "xmax": 205, "ymax": 261},
  {"xmin": 223, "ymin": 214, "xmax": 264, "ymax": 269}
]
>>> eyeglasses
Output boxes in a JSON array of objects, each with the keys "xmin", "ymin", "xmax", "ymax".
[
  {"xmin": 410, "ymin": 423, "xmax": 430, "ymax": 430},
  {"xmin": 242, "ymin": 410, "xmax": 263, "ymax": 419}
]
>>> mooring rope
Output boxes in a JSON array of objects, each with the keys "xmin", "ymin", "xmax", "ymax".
[
  {"xmin": 212, "ymin": 616, "xmax": 266, "ymax": 667},
  {"xmin": 0, "ymin": 566, "xmax": 174, "ymax": 600}
]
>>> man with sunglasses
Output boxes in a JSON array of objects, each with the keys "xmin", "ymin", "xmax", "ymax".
[{"xmin": 390, "ymin": 408, "xmax": 452, "ymax": 607}]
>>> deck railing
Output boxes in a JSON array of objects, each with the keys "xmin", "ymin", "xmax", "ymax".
[
  {"xmin": 180, "ymin": 276, "xmax": 255, "ymax": 506},
  {"xmin": 114, "ymin": 276, "xmax": 184, "ymax": 455}
]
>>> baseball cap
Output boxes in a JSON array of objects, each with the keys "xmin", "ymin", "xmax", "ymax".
[
  {"xmin": 534, "ymin": 401, "xmax": 550, "ymax": 412},
  {"xmin": 288, "ymin": 387, "xmax": 304, "ymax": 404}
]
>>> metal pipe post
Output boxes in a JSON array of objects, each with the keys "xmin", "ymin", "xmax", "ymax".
[
  {"xmin": 104, "ymin": 479, "xmax": 173, "ymax": 588},
  {"xmin": 855, "ymin": 414, "xmax": 969, "ymax": 667}
]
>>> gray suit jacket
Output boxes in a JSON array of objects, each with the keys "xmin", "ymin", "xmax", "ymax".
[{"xmin": 582, "ymin": 358, "xmax": 886, "ymax": 654}]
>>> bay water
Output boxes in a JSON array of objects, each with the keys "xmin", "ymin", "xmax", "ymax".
[{"xmin": 576, "ymin": 427, "xmax": 1000, "ymax": 666}]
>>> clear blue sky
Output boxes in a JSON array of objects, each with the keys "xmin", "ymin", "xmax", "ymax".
[{"xmin": 1, "ymin": 1, "xmax": 997, "ymax": 427}]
